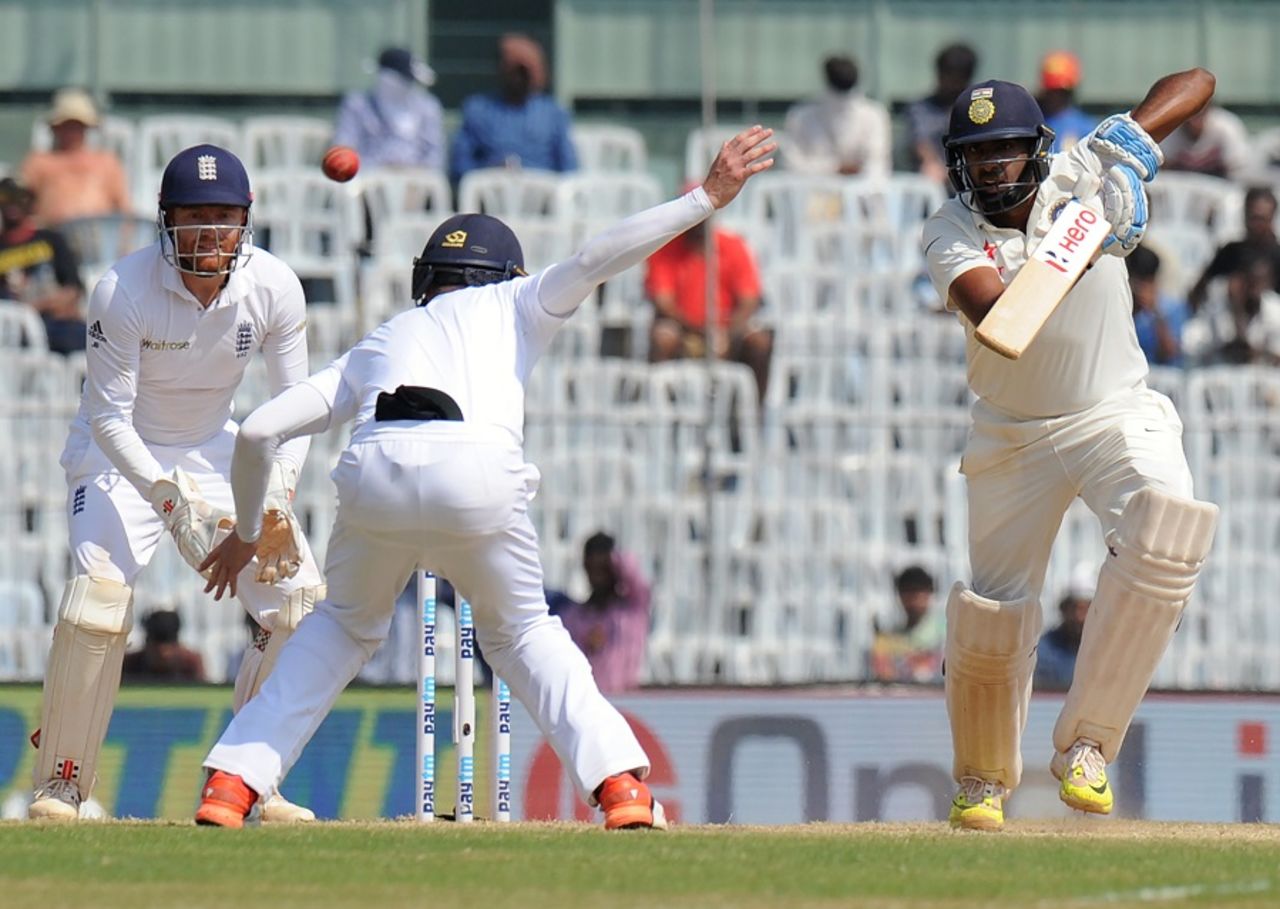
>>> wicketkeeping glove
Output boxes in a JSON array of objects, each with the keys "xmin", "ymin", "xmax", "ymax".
[
  {"xmin": 256, "ymin": 461, "xmax": 305, "ymax": 584},
  {"xmin": 149, "ymin": 467, "xmax": 234, "ymax": 580}
]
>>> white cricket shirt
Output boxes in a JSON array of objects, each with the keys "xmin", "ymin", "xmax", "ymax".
[
  {"xmin": 922, "ymin": 144, "xmax": 1148, "ymax": 419},
  {"xmin": 67, "ymin": 242, "xmax": 311, "ymax": 495},
  {"xmin": 228, "ymin": 188, "xmax": 716, "ymax": 540}
]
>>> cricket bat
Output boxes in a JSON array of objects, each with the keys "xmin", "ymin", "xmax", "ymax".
[{"xmin": 974, "ymin": 199, "xmax": 1111, "ymax": 360}]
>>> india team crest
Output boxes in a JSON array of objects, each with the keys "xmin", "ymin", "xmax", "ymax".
[{"xmin": 968, "ymin": 98, "xmax": 995, "ymax": 125}]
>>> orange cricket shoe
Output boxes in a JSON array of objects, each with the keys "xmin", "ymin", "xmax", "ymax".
[
  {"xmin": 597, "ymin": 772, "xmax": 668, "ymax": 830},
  {"xmin": 195, "ymin": 770, "xmax": 258, "ymax": 828}
]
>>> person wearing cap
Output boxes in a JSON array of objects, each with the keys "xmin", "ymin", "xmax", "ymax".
[
  {"xmin": 333, "ymin": 46, "xmax": 444, "ymax": 170},
  {"xmin": 19, "ymin": 88, "xmax": 131, "ymax": 226},
  {"xmin": 28, "ymin": 144, "xmax": 325, "ymax": 825},
  {"xmin": 784, "ymin": 54, "xmax": 892, "ymax": 178},
  {"xmin": 1036, "ymin": 51, "xmax": 1097, "ymax": 153},
  {"xmin": 450, "ymin": 33, "xmax": 577, "ymax": 184},
  {"xmin": 921, "ymin": 69, "xmax": 1219, "ymax": 830},
  {"xmin": 190, "ymin": 126, "xmax": 776, "ymax": 829},
  {"xmin": 0, "ymin": 177, "xmax": 86, "ymax": 353}
]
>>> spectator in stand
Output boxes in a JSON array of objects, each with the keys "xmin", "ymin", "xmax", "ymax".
[
  {"xmin": 784, "ymin": 54, "xmax": 891, "ymax": 178},
  {"xmin": 1127, "ymin": 244, "xmax": 1188, "ymax": 367},
  {"xmin": 904, "ymin": 44, "xmax": 978, "ymax": 186},
  {"xmin": 1037, "ymin": 51, "xmax": 1096, "ymax": 153},
  {"xmin": 1183, "ymin": 248, "xmax": 1280, "ymax": 365},
  {"xmin": 20, "ymin": 88, "xmax": 131, "ymax": 226},
  {"xmin": 450, "ymin": 33, "xmax": 577, "ymax": 184},
  {"xmin": 333, "ymin": 47, "xmax": 445, "ymax": 171},
  {"xmin": 123, "ymin": 610, "xmax": 207, "ymax": 683},
  {"xmin": 868, "ymin": 566, "xmax": 945, "ymax": 684},
  {"xmin": 0, "ymin": 178, "xmax": 85, "ymax": 354},
  {"xmin": 1188, "ymin": 187, "xmax": 1280, "ymax": 311},
  {"xmin": 1160, "ymin": 103, "xmax": 1253, "ymax": 181},
  {"xmin": 646, "ymin": 211, "xmax": 772, "ymax": 400},
  {"xmin": 1035, "ymin": 567, "xmax": 1093, "ymax": 690},
  {"xmin": 556, "ymin": 533, "xmax": 651, "ymax": 694}
]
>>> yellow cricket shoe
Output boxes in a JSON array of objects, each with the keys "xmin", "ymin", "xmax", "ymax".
[
  {"xmin": 1051, "ymin": 738, "xmax": 1114, "ymax": 815},
  {"xmin": 948, "ymin": 777, "xmax": 1006, "ymax": 831}
]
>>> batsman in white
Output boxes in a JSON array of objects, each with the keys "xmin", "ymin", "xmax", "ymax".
[
  {"xmin": 29, "ymin": 144, "xmax": 324, "ymax": 823},
  {"xmin": 921, "ymin": 69, "xmax": 1220, "ymax": 830},
  {"xmin": 191, "ymin": 126, "xmax": 776, "ymax": 828}
]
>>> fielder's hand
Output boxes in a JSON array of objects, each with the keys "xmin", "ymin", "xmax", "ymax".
[
  {"xmin": 149, "ymin": 467, "xmax": 235, "ymax": 579},
  {"xmin": 701, "ymin": 125, "xmax": 777, "ymax": 210},
  {"xmin": 199, "ymin": 532, "xmax": 258, "ymax": 601},
  {"xmin": 256, "ymin": 461, "xmax": 305, "ymax": 584}
]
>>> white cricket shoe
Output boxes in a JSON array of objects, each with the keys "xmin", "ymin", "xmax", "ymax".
[
  {"xmin": 29, "ymin": 778, "xmax": 81, "ymax": 821},
  {"xmin": 260, "ymin": 792, "xmax": 316, "ymax": 824}
]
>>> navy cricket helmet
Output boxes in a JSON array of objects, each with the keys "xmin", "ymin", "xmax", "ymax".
[
  {"xmin": 411, "ymin": 213, "xmax": 527, "ymax": 304},
  {"xmin": 159, "ymin": 144, "xmax": 253, "ymax": 209},
  {"xmin": 157, "ymin": 144, "xmax": 254, "ymax": 276},
  {"xmin": 943, "ymin": 80, "xmax": 1055, "ymax": 215}
]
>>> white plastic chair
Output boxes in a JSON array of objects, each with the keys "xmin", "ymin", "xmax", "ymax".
[
  {"xmin": 58, "ymin": 214, "xmax": 157, "ymax": 290},
  {"xmin": 571, "ymin": 124, "xmax": 648, "ymax": 173},
  {"xmin": 0, "ymin": 301, "xmax": 48, "ymax": 350},
  {"xmin": 1147, "ymin": 172, "xmax": 1245, "ymax": 245},
  {"xmin": 457, "ymin": 168, "xmax": 563, "ymax": 218},
  {"xmin": 133, "ymin": 115, "xmax": 241, "ymax": 212},
  {"xmin": 241, "ymin": 115, "xmax": 332, "ymax": 172}
]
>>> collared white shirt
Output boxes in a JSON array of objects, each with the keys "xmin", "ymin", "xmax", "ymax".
[
  {"xmin": 70, "ymin": 242, "xmax": 311, "ymax": 494},
  {"xmin": 784, "ymin": 91, "xmax": 892, "ymax": 178},
  {"xmin": 922, "ymin": 144, "xmax": 1148, "ymax": 419}
]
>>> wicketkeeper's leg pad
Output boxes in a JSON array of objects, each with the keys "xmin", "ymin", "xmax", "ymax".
[
  {"xmin": 1053, "ymin": 487, "xmax": 1218, "ymax": 761},
  {"xmin": 33, "ymin": 576, "xmax": 134, "ymax": 799},
  {"xmin": 232, "ymin": 585, "xmax": 323, "ymax": 711},
  {"xmin": 945, "ymin": 583, "xmax": 1042, "ymax": 790}
]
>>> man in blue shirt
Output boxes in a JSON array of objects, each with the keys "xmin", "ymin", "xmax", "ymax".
[
  {"xmin": 1128, "ymin": 244, "xmax": 1189, "ymax": 367},
  {"xmin": 1037, "ymin": 51, "xmax": 1096, "ymax": 153},
  {"xmin": 450, "ymin": 33, "xmax": 577, "ymax": 184},
  {"xmin": 334, "ymin": 47, "xmax": 445, "ymax": 170}
]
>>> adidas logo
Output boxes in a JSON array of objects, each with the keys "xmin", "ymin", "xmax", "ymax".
[
  {"xmin": 630, "ymin": 788, "xmax": 639, "ymax": 799},
  {"xmin": 204, "ymin": 788, "xmax": 214, "ymax": 798},
  {"xmin": 88, "ymin": 320, "xmax": 106, "ymax": 346}
]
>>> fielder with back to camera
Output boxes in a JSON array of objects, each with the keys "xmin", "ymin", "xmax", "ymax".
[
  {"xmin": 191, "ymin": 126, "xmax": 777, "ymax": 829},
  {"xmin": 29, "ymin": 144, "xmax": 324, "ymax": 823},
  {"xmin": 921, "ymin": 68, "xmax": 1219, "ymax": 830}
]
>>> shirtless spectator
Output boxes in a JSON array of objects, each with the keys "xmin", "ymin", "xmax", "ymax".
[{"xmin": 20, "ymin": 88, "xmax": 131, "ymax": 226}]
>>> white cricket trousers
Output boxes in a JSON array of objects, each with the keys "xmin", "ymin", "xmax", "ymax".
[
  {"xmin": 205, "ymin": 423, "xmax": 650, "ymax": 805},
  {"xmin": 963, "ymin": 383, "xmax": 1194, "ymax": 601}
]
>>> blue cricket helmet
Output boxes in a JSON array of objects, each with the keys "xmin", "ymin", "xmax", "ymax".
[
  {"xmin": 157, "ymin": 144, "xmax": 254, "ymax": 276},
  {"xmin": 943, "ymin": 80, "xmax": 1055, "ymax": 214},
  {"xmin": 159, "ymin": 144, "xmax": 253, "ymax": 209},
  {"xmin": 412, "ymin": 213, "xmax": 526, "ymax": 304}
]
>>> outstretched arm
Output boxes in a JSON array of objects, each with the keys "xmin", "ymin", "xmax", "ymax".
[{"xmin": 536, "ymin": 125, "xmax": 776, "ymax": 317}]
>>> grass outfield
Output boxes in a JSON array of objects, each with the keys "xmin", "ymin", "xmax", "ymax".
[{"xmin": 2, "ymin": 821, "xmax": 1279, "ymax": 909}]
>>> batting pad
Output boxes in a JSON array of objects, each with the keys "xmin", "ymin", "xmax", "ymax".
[
  {"xmin": 1054, "ymin": 487, "xmax": 1218, "ymax": 761},
  {"xmin": 945, "ymin": 583, "xmax": 1042, "ymax": 790},
  {"xmin": 33, "ymin": 576, "xmax": 134, "ymax": 800},
  {"xmin": 233, "ymin": 585, "xmax": 322, "ymax": 711}
]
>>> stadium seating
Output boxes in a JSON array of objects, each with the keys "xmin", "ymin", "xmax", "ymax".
[
  {"xmin": 571, "ymin": 124, "xmax": 648, "ymax": 173},
  {"xmin": 3, "ymin": 137, "xmax": 1280, "ymax": 690}
]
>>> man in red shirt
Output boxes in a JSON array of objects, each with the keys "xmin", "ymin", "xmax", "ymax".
[{"xmin": 645, "ymin": 218, "xmax": 772, "ymax": 400}]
